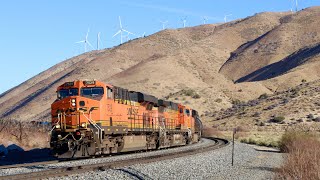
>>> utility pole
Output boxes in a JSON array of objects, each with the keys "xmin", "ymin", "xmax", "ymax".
[{"xmin": 232, "ymin": 128, "xmax": 236, "ymax": 166}]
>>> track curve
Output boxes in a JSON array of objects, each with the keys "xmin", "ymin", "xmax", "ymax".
[{"xmin": 0, "ymin": 137, "xmax": 228, "ymax": 180}]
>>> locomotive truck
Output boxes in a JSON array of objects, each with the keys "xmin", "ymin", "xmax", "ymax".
[{"xmin": 50, "ymin": 80, "xmax": 202, "ymax": 158}]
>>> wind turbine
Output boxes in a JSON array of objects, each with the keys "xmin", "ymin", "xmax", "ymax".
[
  {"xmin": 112, "ymin": 16, "xmax": 134, "ymax": 44},
  {"xmin": 181, "ymin": 17, "xmax": 187, "ymax": 28},
  {"xmin": 123, "ymin": 31, "xmax": 135, "ymax": 41},
  {"xmin": 224, "ymin": 14, "xmax": 232, "ymax": 23},
  {"xmin": 97, "ymin": 32, "xmax": 103, "ymax": 50},
  {"xmin": 160, "ymin": 20, "xmax": 168, "ymax": 30},
  {"xmin": 76, "ymin": 28, "xmax": 94, "ymax": 52},
  {"xmin": 294, "ymin": 0, "xmax": 298, "ymax": 12},
  {"xmin": 202, "ymin": 16, "xmax": 208, "ymax": 24}
]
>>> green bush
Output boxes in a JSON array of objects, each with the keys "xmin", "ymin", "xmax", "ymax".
[
  {"xmin": 240, "ymin": 139, "xmax": 248, "ymax": 143},
  {"xmin": 269, "ymin": 141, "xmax": 279, "ymax": 148},
  {"xmin": 232, "ymin": 99, "xmax": 242, "ymax": 105},
  {"xmin": 257, "ymin": 140, "xmax": 268, "ymax": 146},
  {"xmin": 248, "ymin": 138, "xmax": 256, "ymax": 144},
  {"xmin": 258, "ymin": 93, "xmax": 268, "ymax": 99},
  {"xmin": 272, "ymin": 116, "xmax": 285, "ymax": 123}
]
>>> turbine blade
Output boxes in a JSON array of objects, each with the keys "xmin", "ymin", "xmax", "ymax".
[
  {"xmin": 119, "ymin": 16, "xmax": 122, "ymax": 29},
  {"xmin": 75, "ymin": 40, "xmax": 85, "ymax": 43},
  {"xmin": 86, "ymin": 28, "xmax": 90, "ymax": 39},
  {"xmin": 123, "ymin": 29, "xmax": 134, "ymax": 35},
  {"xmin": 87, "ymin": 41, "xmax": 95, "ymax": 49},
  {"xmin": 112, "ymin": 30, "xmax": 121, "ymax": 38}
]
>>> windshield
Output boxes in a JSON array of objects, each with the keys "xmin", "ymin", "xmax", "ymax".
[
  {"xmin": 57, "ymin": 88, "xmax": 79, "ymax": 99},
  {"xmin": 81, "ymin": 87, "xmax": 104, "ymax": 97}
]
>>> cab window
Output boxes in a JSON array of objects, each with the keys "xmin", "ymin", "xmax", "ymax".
[
  {"xmin": 57, "ymin": 88, "xmax": 78, "ymax": 99},
  {"xmin": 81, "ymin": 87, "xmax": 104, "ymax": 97},
  {"xmin": 185, "ymin": 109, "xmax": 190, "ymax": 116}
]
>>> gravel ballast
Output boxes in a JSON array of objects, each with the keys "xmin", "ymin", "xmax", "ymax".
[
  {"xmin": 0, "ymin": 138, "xmax": 214, "ymax": 176},
  {"xmin": 63, "ymin": 142, "xmax": 283, "ymax": 180}
]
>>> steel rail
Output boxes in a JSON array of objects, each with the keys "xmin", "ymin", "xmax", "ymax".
[{"xmin": 0, "ymin": 137, "xmax": 229, "ymax": 180}]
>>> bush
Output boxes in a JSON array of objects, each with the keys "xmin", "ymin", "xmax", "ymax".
[
  {"xmin": 257, "ymin": 140, "xmax": 268, "ymax": 146},
  {"xmin": 202, "ymin": 126, "xmax": 222, "ymax": 137},
  {"xmin": 232, "ymin": 99, "xmax": 242, "ymax": 105},
  {"xmin": 240, "ymin": 139, "xmax": 248, "ymax": 143},
  {"xmin": 0, "ymin": 119, "xmax": 50, "ymax": 149},
  {"xmin": 182, "ymin": 89, "xmax": 195, "ymax": 96},
  {"xmin": 258, "ymin": 122, "xmax": 265, "ymax": 126},
  {"xmin": 269, "ymin": 141, "xmax": 279, "ymax": 148},
  {"xmin": 248, "ymin": 138, "xmax": 256, "ymax": 144},
  {"xmin": 307, "ymin": 114, "xmax": 314, "ymax": 119},
  {"xmin": 276, "ymin": 131, "xmax": 320, "ymax": 179},
  {"xmin": 192, "ymin": 93, "xmax": 201, "ymax": 99},
  {"xmin": 314, "ymin": 117, "xmax": 320, "ymax": 122},
  {"xmin": 271, "ymin": 116, "xmax": 285, "ymax": 123},
  {"xmin": 258, "ymin": 93, "xmax": 268, "ymax": 99},
  {"xmin": 215, "ymin": 98, "xmax": 222, "ymax": 103}
]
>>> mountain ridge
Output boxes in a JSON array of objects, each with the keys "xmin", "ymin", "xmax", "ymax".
[{"xmin": 0, "ymin": 7, "xmax": 319, "ymax": 123}]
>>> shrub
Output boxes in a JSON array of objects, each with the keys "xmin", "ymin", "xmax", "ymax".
[
  {"xmin": 192, "ymin": 93, "xmax": 201, "ymax": 99},
  {"xmin": 240, "ymin": 139, "xmax": 248, "ymax": 143},
  {"xmin": 258, "ymin": 122, "xmax": 265, "ymax": 126},
  {"xmin": 271, "ymin": 116, "xmax": 285, "ymax": 123},
  {"xmin": 258, "ymin": 93, "xmax": 268, "ymax": 99},
  {"xmin": 269, "ymin": 141, "xmax": 279, "ymax": 148},
  {"xmin": 215, "ymin": 98, "xmax": 222, "ymax": 103},
  {"xmin": 252, "ymin": 112, "xmax": 261, "ymax": 117},
  {"xmin": 276, "ymin": 131, "xmax": 320, "ymax": 179},
  {"xmin": 314, "ymin": 117, "xmax": 320, "ymax": 122},
  {"xmin": 182, "ymin": 89, "xmax": 195, "ymax": 96},
  {"xmin": 248, "ymin": 138, "xmax": 256, "ymax": 144},
  {"xmin": 307, "ymin": 114, "xmax": 314, "ymax": 119},
  {"xmin": 0, "ymin": 119, "xmax": 50, "ymax": 149},
  {"xmin": 257, "ymin": 140, "xmax": 268, "ymax": 146},
  {"xmin": 232, "ymin": 99, "xmax": 242, "ymax": 105},
  {"xmin": 202, "ymin": 126, "xmax": 222, "ymax": 137}
]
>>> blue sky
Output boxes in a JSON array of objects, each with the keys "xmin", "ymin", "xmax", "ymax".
[{"xmin": 0, "ymin": 0, "xmax": 319, "ymax": 94}]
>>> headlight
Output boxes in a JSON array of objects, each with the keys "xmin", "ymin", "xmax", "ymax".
[
  {"xmin": 72, "ymin": 102, "xmax": 76, "ymax": 106},
  {"xmin": 71, "ymin": 99, "xmax": 76, "ymax": 103},
  {"xmin": 55, "ymin": 124, "xmax": 61, "ymax": 129},
  {"xmin": 81, "ymin": 123, "xmax": 86, "ymax": 128}
]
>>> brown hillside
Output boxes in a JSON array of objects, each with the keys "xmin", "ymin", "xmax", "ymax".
[
  {"xmin": 0, "ymin": 7, "xmax": 319, "ymax": 123},
  {"xmin": 220, "ymin": 7, "xmax": 320, "ymax": 91}
]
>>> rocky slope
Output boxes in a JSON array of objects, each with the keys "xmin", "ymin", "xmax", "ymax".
[{"xmin": 0, "ymin": 7, "xmax": 319, "ymax": 123}]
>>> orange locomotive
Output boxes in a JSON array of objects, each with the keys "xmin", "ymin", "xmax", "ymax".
[{"xmin": 50, "ymin": 80, "xmax": 202, "ymax": 158}]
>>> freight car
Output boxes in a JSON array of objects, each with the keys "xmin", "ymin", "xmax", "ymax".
[{"xmin": 50, "ymin": 80, "xmax": 202, "ymax": 158}]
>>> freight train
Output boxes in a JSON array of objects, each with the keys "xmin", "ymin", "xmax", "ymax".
[{"xmin": 50, "ymin": 80, "xmax": 202, "ymax": 158}]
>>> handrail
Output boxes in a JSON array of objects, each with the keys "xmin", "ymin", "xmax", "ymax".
[{"xmin": 81, "ymin": 112, "xmax": 103, "ymax": 143}]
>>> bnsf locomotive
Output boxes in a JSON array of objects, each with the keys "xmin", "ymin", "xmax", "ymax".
[{"xmin": 50, "ymin": 80, "xmax": 202, "ymax": 158}]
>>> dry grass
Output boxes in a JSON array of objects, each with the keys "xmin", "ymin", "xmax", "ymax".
[
  {"xmin": 0, "ymin": 119, "xmax": 49, "ymax": 150},
  {"xmin": 202, "ymin": 126, "xmax": 224, "ymax": 138},
  {"xmin": 275, "ymin": 131, "xmax": 320, "ymax": 180}
]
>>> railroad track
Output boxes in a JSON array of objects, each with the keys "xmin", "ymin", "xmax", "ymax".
[{"xmin": 0, "ymin": 137, "xmax": 229, "ymax": 180}]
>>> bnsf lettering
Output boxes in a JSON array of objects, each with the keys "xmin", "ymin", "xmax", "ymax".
[{"xmin": 127, "ymin": 108, "xmax": 139, "ymax": 115}]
